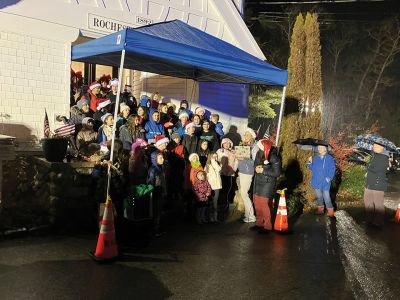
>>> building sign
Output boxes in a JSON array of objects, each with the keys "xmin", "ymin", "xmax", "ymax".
[
  {"xmin": 135, "ymin": 16, "xmax": 153, "ymax": 25},
  {"xmin": 88, "ymin": 14, "xmax": 153, "ymax": 34}
]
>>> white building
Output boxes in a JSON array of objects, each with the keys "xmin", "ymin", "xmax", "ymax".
[{"xmin": 0, "ymin": 0, "xmax": 265, "ymax": 147}]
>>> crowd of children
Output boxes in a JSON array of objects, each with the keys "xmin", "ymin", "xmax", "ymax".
[{"xmin": 68, "ymin": 77, "xmax": 281, "ymax": 235}]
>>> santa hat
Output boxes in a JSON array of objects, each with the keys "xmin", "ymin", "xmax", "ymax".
[
  {"xmin": 195, "ymin": 106, "xmax": 205, "ymax": 115},
  {"xmin": 257, "ymin": 139, "xmax": 273, "ymax": 164},
  {"xmin": 109, "ymin": 78, "xmax": 119, "ymax": 87},
  {"xmin": 97, "ymin": 99, "xmax": 111, "ymax": 110},
  {"xmin": 155, "ymin": 135, "xmax": 169, "ymax": 147},
  {"xmin": 188, "ymin": 153, "xmax": 200, "ymax": 162},
  {"xmin": 245, "ymin": 128, "xmax": 257, "ymax": 139},
  {"xmin": 119, "ymin": 103, "xmax": 130, "ymax": 112},
  {"xmin": 89, "ymin": 82, "xmax": 101, "ymax": 90},
  {"xmin": 185, "ymin": 122, "xmax": 195, "ymax": 133}
]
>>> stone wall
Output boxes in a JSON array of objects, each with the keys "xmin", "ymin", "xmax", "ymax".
[{"xmin": 1, "ymin": 156, "xmax": 99, "ymax": 232}]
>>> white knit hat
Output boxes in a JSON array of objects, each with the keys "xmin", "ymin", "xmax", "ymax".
[
  {"xmin": 109, "ymin": 78, "xmax": 119, "ymax": 86},
  {"xmin": 188, "ymin": 153, "xmax": 199, "ymax": 162},
  {"xmin": 119, "ymin": 103, "xmax": 130, "ymax": 112},
  {"xmin": 101, "ymin": 113, "xmax": 112, "ymax": 123},
  {"xmin": 245, "ymin": 128, "xmax": 257, "ymax": 139}
]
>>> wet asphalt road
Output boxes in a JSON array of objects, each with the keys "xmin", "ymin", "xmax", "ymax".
[{"xmin": 1, "ymin": 176, "xmax": 399, "ymax": 299}]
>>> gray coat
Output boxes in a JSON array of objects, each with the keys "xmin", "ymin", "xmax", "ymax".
[{"xmin": 366, "ymin": 153, "xmax": 388, "ymax": 192}]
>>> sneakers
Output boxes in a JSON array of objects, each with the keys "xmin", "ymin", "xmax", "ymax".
[{"xmin": 243, "ymin": 217, "xmax": 256, "ymax": 223}]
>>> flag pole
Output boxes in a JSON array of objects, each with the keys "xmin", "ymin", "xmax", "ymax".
[
  {"xmin": 275, "ymin": 86, "xmax": 286, "ymax": 147},
  {"xmin": 106, "ymin": 49, "xmax": 126, "ymax": 197}
]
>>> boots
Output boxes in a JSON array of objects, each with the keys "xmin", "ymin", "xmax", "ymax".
[
  {"xmin": 327, "ymin": 208, "xmax": 335, "ymax": 218},
  {"xmin": 315, "ymin": 206, "xmax": 324, "ymax": 215}
]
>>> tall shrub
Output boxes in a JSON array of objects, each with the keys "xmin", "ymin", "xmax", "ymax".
[
  {"xmin": 297, "ymin": 13, "xmax": 323, "ymax": 203},
  {"xmin": 280, "ymin": 14, "xmax": 305, "ymax": 166}
]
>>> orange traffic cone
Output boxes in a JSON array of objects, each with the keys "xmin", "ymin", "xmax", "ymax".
[
  {"xmin": 394, "ymin": 203, "xmax": 400, "ymax": 223},
  {"xmin": 92, "ymin": 195, "xmax": 118, "ymax": 262},
  {"xmin": 274, "ymin": 188, "xmax": 289, "ymax": 233}
]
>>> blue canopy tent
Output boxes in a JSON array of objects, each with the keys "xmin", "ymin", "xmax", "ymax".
[{"xmin": 72, "ymin": 20, "xmax": 288, "ymax": 193}]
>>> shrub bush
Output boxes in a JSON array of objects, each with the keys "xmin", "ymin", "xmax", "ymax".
[{"xmin": 336, "ymin": 163, "xmax": 367, "ymax": 201}]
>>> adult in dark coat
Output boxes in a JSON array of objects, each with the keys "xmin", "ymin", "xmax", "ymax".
[
  {"xmin": 253, "ymin": 139, "xmax": 281, "ymax": 233},
  {"xmin": 364, "ymin": 143, "xmax": 389, "ymax": 227}
]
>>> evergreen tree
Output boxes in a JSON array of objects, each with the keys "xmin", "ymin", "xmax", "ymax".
[
  {"xmin": 298, "ymin": 13, "xmax": 323, "ymax": 203},
  {"xmin": 286, "ymin": 14, "xmax": 306, "ymax": 101},
  {"xmin": 280, "ymin": 14, "xmax": 305, "ymax": 167}
]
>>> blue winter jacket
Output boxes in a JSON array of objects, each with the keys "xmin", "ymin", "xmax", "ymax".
[
  {"xmin": 145, "ymin": 110, "xmax": 166, "ymax": 141},
  {"xmin": 214, "ymin": 122, "xmax": 224, "ymax": 138},
  {"xmin": 308, "ymin": 153, "xmax": 336, "ymax": 190}
]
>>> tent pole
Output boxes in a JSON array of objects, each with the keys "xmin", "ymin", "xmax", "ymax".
[
  {"xmin": 275, "ymin": 86, "xmax": 286, "ymax": 147},
  {"xmin": 106, "ymin": 49, "xmax": 126, "ymax": 197}
]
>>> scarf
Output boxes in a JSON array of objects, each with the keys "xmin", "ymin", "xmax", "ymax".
[{"xmin": 191, "ymin": 161, "xmax": 202, "ymax": 169}]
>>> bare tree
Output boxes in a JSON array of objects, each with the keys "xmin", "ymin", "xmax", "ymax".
[{"xmin": 365, "ymin": 18, "xmax": 400, "ymax": 121}]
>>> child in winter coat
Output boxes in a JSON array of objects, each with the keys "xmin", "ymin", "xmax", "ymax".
[
  {"xmin": 76, "ymin": 117, "xmax": 97, "ymax": 153},
  {"xmin": 147, "ymin": 150, "xmax": 167, "ymax": 236},
  {"xmin": 97, "ymin": 113, "xmax": 114, "ymax": 147},
  {"xmin": 216, "ymin": 138, "xmax": 238, "ymax": 212},
  {"xmin": 166, "ymin": 132, "xmax": 186, "ymax": 207},
  {"xmin": 188, "ymin": 153, "xmax": 204, "ymax": 186},
  {"xmin": 210, "ymin": 114, "xmax": 224, "ymax": 139},
  {"xmin": 205, "ymin": 153, "xmax": 222, "ymax": 222},
  {"xmin": 193, "ymin": 170, "xmax": 212, "ymax": 224},
  {"xmin": 128, "ymin": 138, "xmax": 149, "ymax": 185},
  {"xmin": 198, "ymin": 139, "xmax": 210, "ymax": 168},
  {"xmin": 182, "ymin": 122, "xmax": 198, "ymax": 156}
]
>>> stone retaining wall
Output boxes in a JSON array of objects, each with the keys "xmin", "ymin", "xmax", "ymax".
[{"xmin": 1, "ymin": 156, "xmax": 99, "ymax": 232}]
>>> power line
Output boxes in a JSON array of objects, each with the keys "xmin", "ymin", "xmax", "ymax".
[{"xmin": 247, "ymin": 0, "xmax": 387, "ymax": 4}]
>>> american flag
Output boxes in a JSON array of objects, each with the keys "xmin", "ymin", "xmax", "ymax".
[
  {"xmin": 44, "ymin": 109, "xmax": 50, "ymax": 138},
  {"xmin": 54, "ymin": 123, "xmax": 75, "ymax": 137},
  {"xmin": 263, "ymin": 125, "xmax": 270, "ymax": 139}
]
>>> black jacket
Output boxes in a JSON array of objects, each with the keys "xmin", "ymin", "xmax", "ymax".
[
  {"xmin": 253, "ymin": 148, "xmax": 281, "ymax": 198},
  {"xmin": 366, "ymin": 153, "xmax": 388, "ymax": 191},
  {"xmin": 199, "ymin": 131, "xmax": 220, "ymax": 152},
  {"xmin": 182, "ymin": 134, "xmax": 198, "ymax": 157}
]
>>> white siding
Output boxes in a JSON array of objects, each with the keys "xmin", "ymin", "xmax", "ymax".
[{"xmin": 0, "ymin": 30, "xmax": 70, "ymax": 143}]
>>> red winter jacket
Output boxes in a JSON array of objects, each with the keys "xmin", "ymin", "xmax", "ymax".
[{"xmin": 193, "ymin": 172, "xmax": 212, "ymax": 202}]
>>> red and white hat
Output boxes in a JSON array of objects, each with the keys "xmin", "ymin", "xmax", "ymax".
[
  {"xmin": 89, "ymin": 81, "xmax": 101, "ymax": 90},
  {"xmin": 257, "ymin": 139, "xmax": 273, "ymax": 164},
  {"xmin": 97, "ymin": 99, "xmax": 111, "ymax": 110},
  {"xmin": 155, "ymin": 135, "xmax": 169, "ymax": 147}
]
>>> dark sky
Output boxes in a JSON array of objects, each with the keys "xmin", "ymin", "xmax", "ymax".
[{"xmin": 246, "ymin": 0, "xmax": 400, "ymax": 23}]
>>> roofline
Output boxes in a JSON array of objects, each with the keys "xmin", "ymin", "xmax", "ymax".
[{"xmin": 212, "ymin": 0, "xmax": 266, "ymax": 60}]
